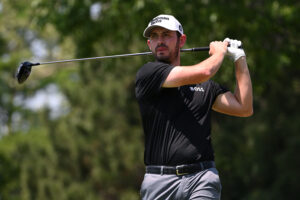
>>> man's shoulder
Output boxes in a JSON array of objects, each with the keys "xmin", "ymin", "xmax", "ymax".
[
  {"xmin": 139, "ymin": 61, "xmax": 155, "ymax": 71},
  {"xmin": 139, "ymin": 61, "xmax": 170, "ymax": 70},
  {"xmin": 136, "ymin": 61, "xmax": 172, "ymax": 78}
]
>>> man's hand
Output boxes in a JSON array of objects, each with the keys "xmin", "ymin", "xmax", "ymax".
[
  {"xmin": 209, "ymin": 41, "xmax": 228, "ymax": 56},
  {"xmin": 224, "ymin": 38, "xmax": 246, "ymax": 62}
]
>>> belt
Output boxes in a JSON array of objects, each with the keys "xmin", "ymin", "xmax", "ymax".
[{"xmin": 146, "ymin": 161, "xmax": 215, "ymax": 176}]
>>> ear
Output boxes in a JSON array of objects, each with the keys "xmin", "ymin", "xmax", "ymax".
[
  {"xmin": 147, "ymin": 40, "xmax": 151, "ymax": 50},
  {"xmin": 179, "ymin": 34, "xmax": 187, "ymax": 48}
]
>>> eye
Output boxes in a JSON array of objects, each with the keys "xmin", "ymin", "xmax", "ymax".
[
  {"xmin": 149, "ymin": 34, "xmax": 158, "ymax": 40},
  {"xmin": 163, "ymin": 32, "xmax": 170, "ymax": 37},
  {"xmin": 163, "ymin": 32, "xmax": 174, "ymax": 39}
]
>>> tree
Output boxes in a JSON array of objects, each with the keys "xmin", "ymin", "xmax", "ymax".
[{"xmin": 0, "ymin": 0, "xmax": 299, "ymax": 199}]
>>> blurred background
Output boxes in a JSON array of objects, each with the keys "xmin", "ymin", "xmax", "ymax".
[{"xmin": 0, "ymin": 0, "xmax": 299, "ymax": 199}]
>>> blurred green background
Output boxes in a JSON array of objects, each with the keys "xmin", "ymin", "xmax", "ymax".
[{"xmin": 0, "ymin": 0, "xmax": 299, "ymax": 199}]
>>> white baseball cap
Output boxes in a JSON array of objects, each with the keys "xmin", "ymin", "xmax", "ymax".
[{"xmin": 143, "ymin": 14, "xmax": 184, "ymax": 38}]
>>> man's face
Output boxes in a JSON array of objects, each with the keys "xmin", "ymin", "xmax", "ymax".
[{"xmin": 147, "ymin": 27, "xmax": 181, "ymax": 64}]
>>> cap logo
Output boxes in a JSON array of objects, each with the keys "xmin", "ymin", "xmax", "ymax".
[
  {"xmin": 150, "ymin": 16, "xmax": 169, "ymax": 25},
  {"xmin": 179, "ymin": 25, "xmax": 183, "ymax": 32},
  {"xmin": 143, "ymin": 15, "xmax": 183, "ymax": 38}
]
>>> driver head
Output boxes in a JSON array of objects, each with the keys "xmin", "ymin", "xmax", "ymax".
[{"xmin": 16, "ymin": 61, "xmax": 33, "ymax": 84}]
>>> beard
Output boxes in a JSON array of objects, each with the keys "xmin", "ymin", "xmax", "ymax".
[{"xmin": 153, "ymin": 39, "xmax": 180, "ymax": 64}]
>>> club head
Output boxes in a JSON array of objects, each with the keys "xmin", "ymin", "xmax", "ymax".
[
  {"xmin": 16, "ymin": 61, "xmax": 32, "ymax": 84},
  {"xmin": 16, "ymin": 61, "xmax": 39, "ymax": 84}
]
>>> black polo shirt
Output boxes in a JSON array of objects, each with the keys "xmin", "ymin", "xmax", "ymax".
[{"xmin": 135, "ymin": 61, "xmax": 228, "ymax": 166}]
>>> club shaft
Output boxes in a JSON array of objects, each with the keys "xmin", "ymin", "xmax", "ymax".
[
  {"xmin": 36, "ymin": 47, "xmax": 210, "ymax": 66},
  {"xmin": 180, "ymin": 47, "xmax": 210, "ymax": 52}
]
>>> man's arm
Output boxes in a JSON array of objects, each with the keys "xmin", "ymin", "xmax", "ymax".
[
  {"xmin": 212, "ymin": 56, "xmax": 253, "ymax": 117},
  {"xmin": 162, "ymin": 41, "xmax": 227, "ymax": 88}
]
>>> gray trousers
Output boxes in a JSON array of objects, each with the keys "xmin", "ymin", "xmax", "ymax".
[{"xmin": 140, "ymin": 168, "xmax": 222, "ymax": 200}]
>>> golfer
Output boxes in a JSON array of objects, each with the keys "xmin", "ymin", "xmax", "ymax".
[{"xmin": 135, "ymin": 14, "xmax": 253, "ymax": 200}]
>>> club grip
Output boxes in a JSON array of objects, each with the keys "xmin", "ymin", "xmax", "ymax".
[{"xmin": 181, "ymin": 44, "xmax": 243, "ymax": 53}]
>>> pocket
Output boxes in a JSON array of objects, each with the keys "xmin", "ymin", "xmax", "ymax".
[
  {"xmin": 140, "ymin": 174, "xmax": 148, "ymax": 197},
  {"xmin": 140, "ymin": 174, "xmax": 156, "ymax": 197},
  {"xmin": 206, "ymin": 168, "xmax": 222, "ymax": 192}
]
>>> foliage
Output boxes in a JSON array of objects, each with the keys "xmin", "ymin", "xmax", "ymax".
[{"xmin": 0, "ymin": 0, "xmax": 299, "ymax": 199}]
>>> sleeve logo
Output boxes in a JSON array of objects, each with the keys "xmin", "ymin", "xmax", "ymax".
[{"xmin": 189, "ymin": 86, "xmax": 205, "ymax": 92}]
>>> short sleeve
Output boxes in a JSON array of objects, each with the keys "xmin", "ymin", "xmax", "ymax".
[
  {"xmin": 135, "ymin": 62, "xmax": 174, "ymax": 100},
  {"xmin": 210, "ymin": 80, "xmax": 229, "ymax": 103}
]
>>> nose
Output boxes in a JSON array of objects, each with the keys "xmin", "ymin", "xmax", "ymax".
[{"xmin": 157, "ymin": 35, "xmax": 165, "ymax": 45}]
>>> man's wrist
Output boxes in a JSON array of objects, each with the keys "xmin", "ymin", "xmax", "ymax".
[
  {"xmin": 212, "ymin": 51, "xmax": 226, "ymax": 58},
  {"xmin": 234, "ymin": 56, "xmax": 248, "ymax": 72},
  {"xmin": 234, "ymin": 56, "xmax": 246, "ymax": 63}
]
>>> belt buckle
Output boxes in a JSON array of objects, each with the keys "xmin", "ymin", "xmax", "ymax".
[{"xmin": 176, "ymin": 165, "xmax": 188, "ymax": 176}]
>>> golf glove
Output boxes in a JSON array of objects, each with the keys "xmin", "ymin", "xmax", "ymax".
[{"xmin": 224, "ymin": 38, "xmax": 246, "ymax": 62}]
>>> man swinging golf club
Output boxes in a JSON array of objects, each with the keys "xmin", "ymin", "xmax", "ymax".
[{"xmin": 135, "ymin": 14, "xmax": 253, "ymax": 199}]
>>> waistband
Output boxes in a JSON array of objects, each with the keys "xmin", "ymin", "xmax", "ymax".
[{"xmin": 146, "ymin": 161, "xmax": 215, "ymax": 176}]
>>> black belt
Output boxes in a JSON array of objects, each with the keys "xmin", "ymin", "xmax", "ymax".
[{"xmin": 146, "ymin": 161, "xmax": 215, "ymax": 176}]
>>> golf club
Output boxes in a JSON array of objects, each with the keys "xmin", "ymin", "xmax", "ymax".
[{"xmin": 16, "ymin": 45, "xmax": 241, "ymax": 84}]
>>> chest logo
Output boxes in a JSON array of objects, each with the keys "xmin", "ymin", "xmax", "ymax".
[{"xmin": 189, "ymin": 86, "xmax": 205, "ymax": 92}]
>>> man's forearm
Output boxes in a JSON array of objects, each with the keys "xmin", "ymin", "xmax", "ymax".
[
  {"xmin": 234, "ymin": 57, "xmax": 253, "ymax": 115},
  {"xmin": 192, "ymin": 52, "xmax": 225, "ymax": 82},
  {"xmin": 163, "ymin": 52, "xmax": 225, "ymax": 88}
]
